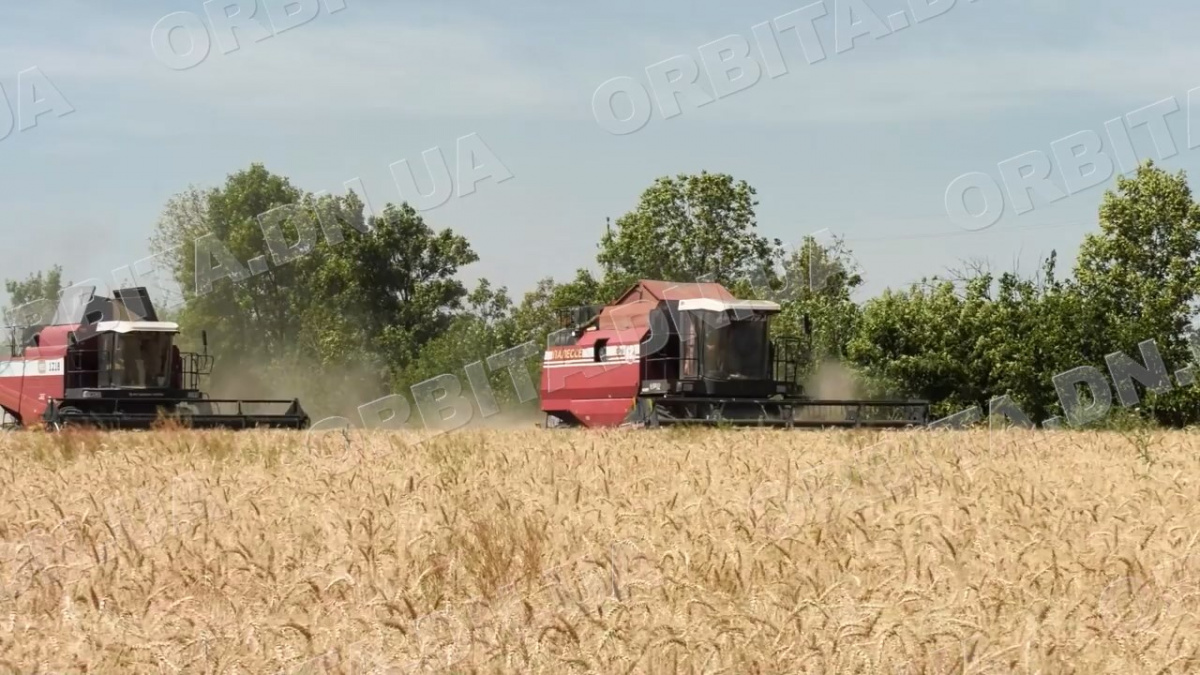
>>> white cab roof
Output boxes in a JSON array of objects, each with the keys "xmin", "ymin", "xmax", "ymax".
[
  {"xmin": 93, "ymin": 321, "xmax": 180, "ymax": 333},
  {"xmin": 677, "ymin": 298, "xmax": 781, "ymax": 313}
]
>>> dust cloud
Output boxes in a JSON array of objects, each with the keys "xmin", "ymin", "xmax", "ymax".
[
  {"xmin": 463, "ymin": 405, "xmax": 545, "ymax": 430},
  {"xmin": 201, "ymin": 346, "xmax": 550, "ymax": 431},
  {"xmin": 797, "ymin": 359, "xmax": 866, "ymax": 423},
  {"xmin": 803, "ymin": 359, "xmax": 863, "ymax": 400},
  {"xmin": 202, "ymin": 350, "xmax": 391, "ymax": 422}
]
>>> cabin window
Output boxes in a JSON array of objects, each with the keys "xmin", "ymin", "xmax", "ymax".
[
  {"xmin": 681, "ymin": 313, "xmax": 697, "ymax": 378},
  {"xmin": 98, "ymin": 332, "xmax": 174, "ymax": 388},
  {"xmin": 705, "ymin": 314, "xmax": 770, "ymax": 380},
  {"xmin": 593, "ymin": 339, "xmax": 608, "ymax": 362}
]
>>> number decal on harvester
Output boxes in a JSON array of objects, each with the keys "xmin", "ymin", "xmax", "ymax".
[{"xmin": 47, "ymin": 361, "xmax": 61, "ymax": 373}]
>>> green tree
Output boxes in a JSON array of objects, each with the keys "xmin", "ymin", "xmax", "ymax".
[
  {"xmin": 769, "ymin": 236, "xmax": 864, "ymax": 366},
  {"xmin": 5, "ymin": 265, "xmax": 65, "ymax": 309},
  {"xmin": 848, "ymin": 278, "xmax": 972, "ymax": 415},
  {"xmin": 846, "ymin": 258, "xmax": 1088, "ymax": 421},
  {"xmin": 4, "ymin": 266, "xmax": 67, "ymax": 338},
  {"xmin": 150, "ymin": 164, "xmax": 481, "ymax": 418},
  {"xmin": 303, "ymin": 201, "xmax": 479, "ymax": 381},
  {"xmin": 1075, "ymin": 161, "xmax": 1200, "ymax": 347},
  {"xmin": 1071, "ymin": 160, "xmax": 1200, "ymax": 424},
  {"xmin": 150, "ymin": 164, "xmax": 313, "ymax": 364},
  {"xmin": 392, "ymin": 279, "xmax": 532, "ymax": 413},
  {"xmin": 596, "ymin": 172, "xmax": 782, "ymax": 285}
]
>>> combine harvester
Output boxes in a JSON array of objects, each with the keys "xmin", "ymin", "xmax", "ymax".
[
  {"xmin": 539, "ymin": 280, "xmax": 929, "ymax": 429},
  {"xmin": 0, "ymin": 286, "xmax": 309, "ymax": 431}
]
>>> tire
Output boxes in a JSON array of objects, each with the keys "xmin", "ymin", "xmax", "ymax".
[{"xmin": 47, "ymin": 405, "xmax": 84, "ymax": 431}]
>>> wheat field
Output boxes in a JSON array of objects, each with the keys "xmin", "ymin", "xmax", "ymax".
[{"xmin": 1, "ymin": 426, "xmax": 1199, "ymax": 673}]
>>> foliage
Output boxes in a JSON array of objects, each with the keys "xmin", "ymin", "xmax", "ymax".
[
  {"xmin": 595, "ymin": 171, "xmax": 782, "ymax": 286},
  {"xmin": 842, "ymin": 161, "xmax": 1200, "ymax": 425},
  {"xmin": 144, "ymin": 163, "xmax": 482, "ymax": 417},
  {"xmin": 1072, "ymin": 161, "xmax": 1200, "ymax": 425},
  {"xmin": 770, "ymin": 236, "xmax": 864, "ymax": 371},
  {"xmin": 17, "ymin": 161, "xmax": 1200, "ymax": 428},
  {"xmin": 3, "ymin": 265, "xmax": 66, "ymax": 330},
  {"xmin": 4, "ymin": 265, "xmax": 65, "ymax": 310},
  {"xmin": 311, "ymin": 201, "xmax": 478, "ymax": 371}
]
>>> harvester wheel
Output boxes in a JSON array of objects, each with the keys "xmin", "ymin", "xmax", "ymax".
[{"xmin": 48, "ymin": 406, "xmax": 84, "ymax": 432}]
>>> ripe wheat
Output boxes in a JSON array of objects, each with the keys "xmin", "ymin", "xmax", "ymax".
[{"xmin": 0, "ymin": 426, "xmax": 1197, "ymax": 673}]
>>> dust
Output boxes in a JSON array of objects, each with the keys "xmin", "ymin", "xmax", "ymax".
[
  {"xmin": 466, "ymin": 406, "xmax": 544, "ymax": 430},
  {"xmin": 797, "ymin": 359, "xmax": 865, "ymax": 423},
  {"xmin": 203, "ymin": 350, "xmax": 390, "ymax": 422},
  {"xmin": 201, "ymin": 347, "xmax": 549, "ymax": 430},
  {"xmin": 804, "ymin": 359, "xmax": 862, "ymax": 400}
]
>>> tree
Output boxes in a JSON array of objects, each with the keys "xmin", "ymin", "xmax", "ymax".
[
  {"xmin": 847, "ymin": 278, "xmax": 976, "ymax": 415},
  {"xmin": 318, "ymin": 202, "xmax": 479, "ymax": 371},
  {"xmin": 1075, "ymin": 161, "xmax": 1200, "ymax": 344},
  {"xmin": 118, "ymin": 159, "xmax": 1200, "ymax": 428},
  {"xmin": 150, "ymin": 164, "xmax": 313, "ymax": 364},
  {"xmin": 4, "ymin": 265, "xmax": 66, "ymax": 331},
  {"xmin": 596, "ymin": 172, "xmax": 782, "ymax": 286},
  {"xmin": 769, "ymin": 236, "xmax": 864, "ymax": 365},
  {"xmin": 5, "ymin": 265, "xmax": 65, "ymax": 308},
  {"xmin": 846, "ymin": 254, "xmax": 1099, "ymax": 422},
  {"xmin": 389, "ymin": 279, "xmax": 513, "ymax": 390},
  {"xmin": 149, "ymin": 164, "xmax": 482, "ymax": 417},
  {"xmin": 1071, "ymin": 160, "xmax": 1200, "ymax": 424}
]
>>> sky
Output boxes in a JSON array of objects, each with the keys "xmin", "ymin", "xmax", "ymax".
[{"xmin": 2, "ymin": 0, "xmax": 1200, "ymax": 310}]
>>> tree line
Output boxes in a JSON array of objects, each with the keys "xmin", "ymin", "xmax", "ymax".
[{"xmin": 6, "ymin": 160, "xmax": 1200, "ymax": 427}]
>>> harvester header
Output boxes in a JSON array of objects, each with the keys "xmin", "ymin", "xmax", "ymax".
[
  {"xmin": 1, "ymin": 285, "xmax": 308, "ymax": 430},
  {"xmin": 539, "ymin": 280, "xmax": 929, "ymax": 429}
]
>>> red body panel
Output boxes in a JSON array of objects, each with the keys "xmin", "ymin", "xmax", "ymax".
[
  {"xmin": 540, "ymin": 328, "xmax": 642, "ymax": 427},
  {"xmin": 0, "ymin": 324, "xmax": 75, "ymax": 425},
  {"xmin": 541, "ymin": 361, "xmax": 640, "ymax": 427},
  {"xmin": 0, "ymin": 348, "xmax": 68, "ymax": 424}
]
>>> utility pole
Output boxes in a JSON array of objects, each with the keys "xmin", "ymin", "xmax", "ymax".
[{"xmin": 602, "ymin": 217, "xmax": 613, "ymax": 274}]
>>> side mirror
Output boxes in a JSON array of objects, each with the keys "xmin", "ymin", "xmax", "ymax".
[
  {"xmin": 802, "ymin": 315, "xmax": 812, "ymax": 335},
  {"xmin": 201, "ymin": 330, "xmax": 208, "ymax": 353}
]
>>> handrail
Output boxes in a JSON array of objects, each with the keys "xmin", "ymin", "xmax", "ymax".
[{"xmin": 179, "ymin": 352, "xmax": 213, "ymax": 391}]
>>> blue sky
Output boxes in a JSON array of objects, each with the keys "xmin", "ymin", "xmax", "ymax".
[{"xmin": 2, "ymin": 0, "xmax": 1200, "ymax": 309}]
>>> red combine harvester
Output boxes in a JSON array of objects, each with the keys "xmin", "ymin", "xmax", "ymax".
[
  {"xmin": 1, "ymin": 286, "xmax": 309, "ymax": 430},
  {"xmin": 539, "ymin": 280, "xmax": 930, "ymax": 429}
]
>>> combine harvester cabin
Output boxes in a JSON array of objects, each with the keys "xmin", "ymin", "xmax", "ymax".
[
  {"xmin": 539, "ymin": 280, "xmax": 929, "ymax": 428},
  {"xmin": 0, "ymin": 286, "xmax": 308, "ymax": 430}
]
